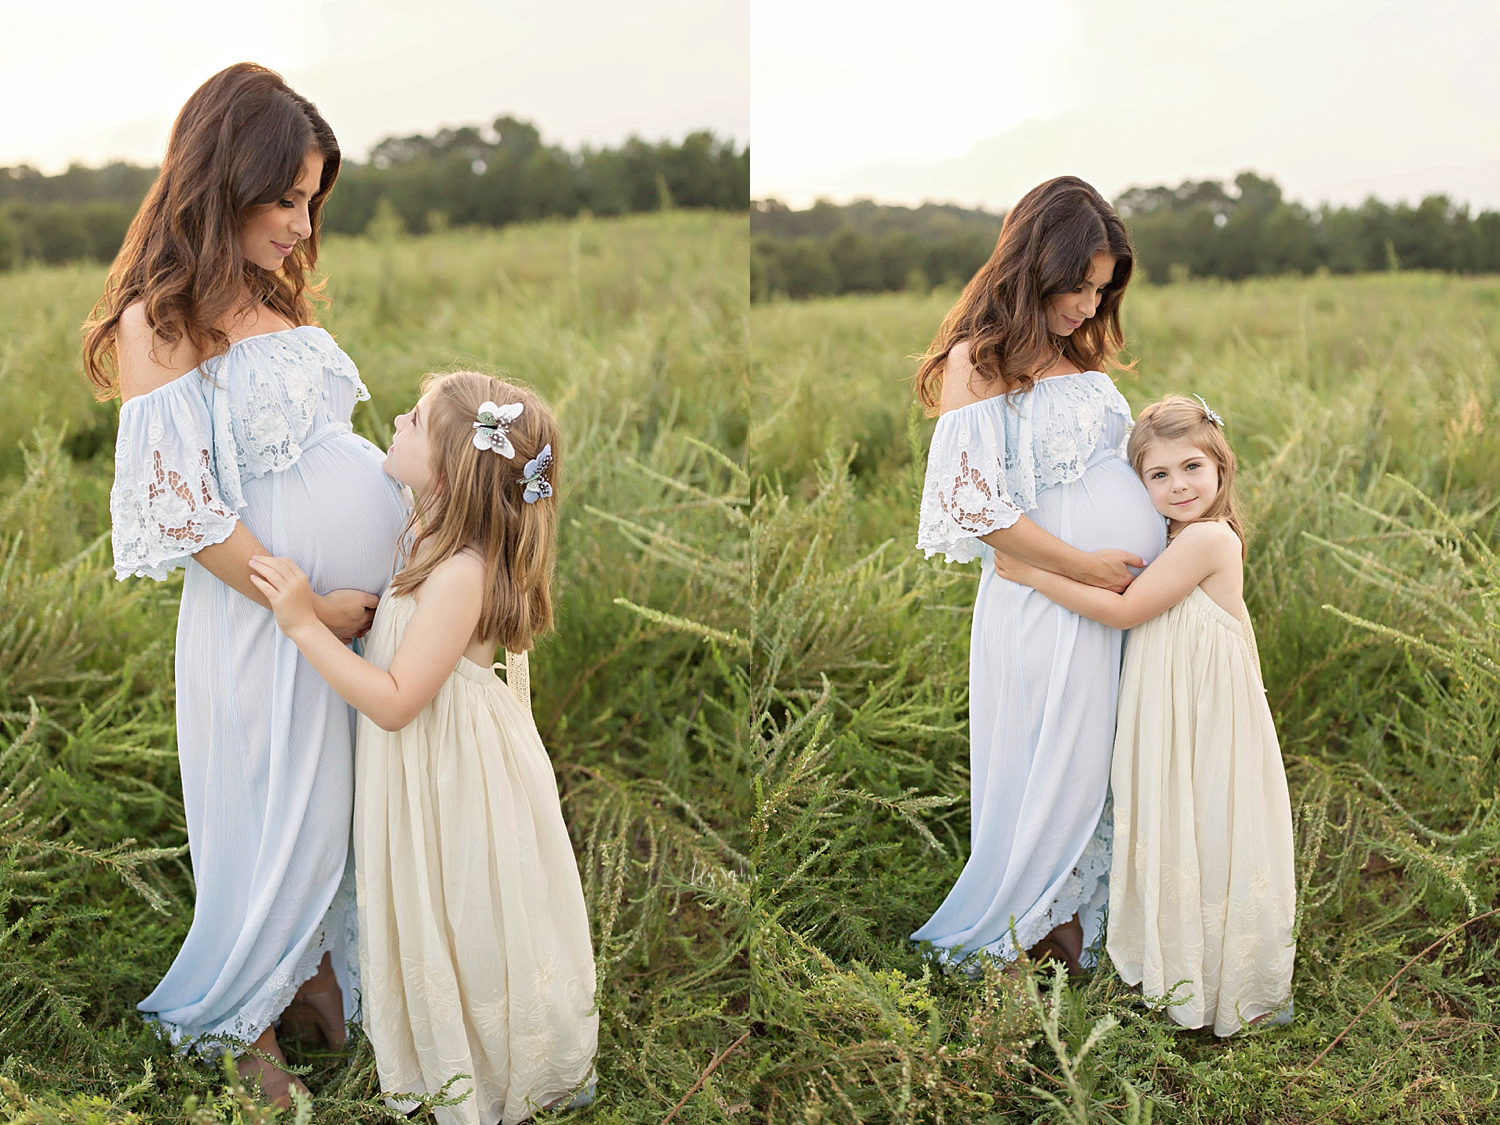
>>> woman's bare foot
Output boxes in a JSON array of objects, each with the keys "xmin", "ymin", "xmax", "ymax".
[
  {"xmin": 1026, "ymin": 913, "xmax": 1087, "ymax": 978},
  {"xmin": 1052, "ymin": 914, "xmax": 1084, "ymax": 964},
  {"xmin": 236, "ymin": 1025, "xmax": 308, "ymax": 1109},
  {"xmin": 287, "ymin": 952, "xmax": 347, "ymax": 1049}
]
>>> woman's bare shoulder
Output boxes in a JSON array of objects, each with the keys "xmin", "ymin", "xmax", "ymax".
[
  {"xmin": 937, "ymin": 340, "xmax": 994, "ymax": 415},
  {"xmin": 117, "ymin": 302, "xmax": 200, "ymax": 402}
]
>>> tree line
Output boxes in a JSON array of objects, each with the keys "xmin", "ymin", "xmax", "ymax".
[
  {"xmin": 752, "ymin": 171, "xmax": 1500, "ymax": 300},
  {"xmin": 0, "ymin": 116, "xmax": 749, "ymax": 270}
]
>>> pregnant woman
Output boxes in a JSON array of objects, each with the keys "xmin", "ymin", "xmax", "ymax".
[
  {"xmin": 83, "ymin": 65, "xmax": 408, "ymax": 1104},
  {"xmin": 912, "ymin": 177, "xmax": 1167, "ymax": 974}
]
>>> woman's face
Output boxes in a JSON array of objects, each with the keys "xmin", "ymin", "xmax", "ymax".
[
  {"xmin": 1046, "ymin": 251, "xmax": 1116, "ymax": 337},
  {"xmin": 238, "ymin": 149, "xmax": 324, "ymax": 271}
]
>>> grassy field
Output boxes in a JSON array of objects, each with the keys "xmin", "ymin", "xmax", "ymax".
[{"xmin": 3, "ymin": 214, "xmax": 1500, "ymax": 1123}]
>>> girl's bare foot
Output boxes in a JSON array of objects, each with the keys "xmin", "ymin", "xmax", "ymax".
[
  {"xmin": 236, "ymin": 1025, "xmax": 308, "ymax": 1109},
  {"xmin": 286, "ymin": 952, "xmax": 348, "ymax": 1049}
]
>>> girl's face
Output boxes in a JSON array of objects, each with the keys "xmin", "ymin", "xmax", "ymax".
[
  {"xmin": 385, "ymin": 390, "xmax": 439, "ymax": 495},
  {"xmin": 1046, "ymin": 251, "xmax": 1115, "ymax": 337},
  {"xmin": 1140, "ymin": 438, "xmax": 1221, "ymax": 525},
  {"xmin": 238, "ymin": 148, "xmax": 323, "ymax": 271}
]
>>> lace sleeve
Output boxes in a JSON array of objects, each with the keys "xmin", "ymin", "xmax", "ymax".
[
  {"xmin": 916, "ymin": 405, "xmax": 1025, "ymax": 563},
  {"xmin": 111, "ymin": 380, "xmax": 240, "ymax": 581}
]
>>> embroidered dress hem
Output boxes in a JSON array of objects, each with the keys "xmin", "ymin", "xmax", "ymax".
[{"xmin": 144, "ymin": 865, "xmax": 361, "ymax": 1057}]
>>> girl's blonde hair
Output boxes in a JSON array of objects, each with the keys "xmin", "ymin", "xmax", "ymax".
[
  {"xmin": 1126, "ymin": 394, "xmax": 1246, "ymax": 556},
  {"xmin": 389, "ymin": 371, "xmax": 559, "ymax": 651}
]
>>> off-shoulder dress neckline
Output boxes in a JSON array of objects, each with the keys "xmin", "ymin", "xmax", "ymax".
[
  {"xmin": 120, "ymin": 325, "xmax": 335, "ymax": 407},
  {"xmin": 941, "ymin": 369, "xmax": 1110, "ymax": 418}
]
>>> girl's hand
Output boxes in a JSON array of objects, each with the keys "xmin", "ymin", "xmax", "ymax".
[
  {"xmin": 1078, "ymin": 548, "xmax": 1145, "ymax": 593},
  {"xmin": 248, "ymin": 556, "xmax": 323, "ymax": 638},
  {"xmin": 993, "ymin": 551, "xmax": 1045, "ymax": 587},
  {"xmin": 315, "ymin": 588, "xmax": 380, "ymax": 642}
]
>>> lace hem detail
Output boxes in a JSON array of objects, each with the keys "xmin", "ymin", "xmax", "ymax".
[
  {"xmin": 146, "ymin": 868, "xmax": 359, "ymax": 1058},
  {"xmin": 917, "ymin": 372, "xmax": 1132, "ymax": 564},
  {"xmin": 939, "ymin": 800, "xmax": 1114, "ymax": 971}
]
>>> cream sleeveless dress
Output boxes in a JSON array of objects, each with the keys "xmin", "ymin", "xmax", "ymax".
[
  {"xmin": 1106, "ymin": 586, "xmax": 1296, "ymax": 1036},
  {"xmin": 354, "ymin": 593, "xmax": 598, "ymax": 1124}
]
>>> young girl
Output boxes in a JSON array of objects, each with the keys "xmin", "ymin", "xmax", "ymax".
[
  {"xmin": 993, "ymin": 394, "xmax": 1296, "ymax": 1035},
  {"xmin": 248, "ymin": 371, "xmax": 598, "ymax": 1123}
]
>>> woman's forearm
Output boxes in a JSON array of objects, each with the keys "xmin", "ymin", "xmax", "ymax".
[
  {"xmin": 981, "ymin": 517, "xmax": 1109, "ymax": 584},
  {"xmin": 194, "ymin": 522, "xmax": 273, "ymax": 608},
  {"xmin": 194, "ymin": 523, "xmax": 377, "ymax": 640}
]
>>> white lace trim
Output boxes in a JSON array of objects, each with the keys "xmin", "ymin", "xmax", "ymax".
[
  {"xmin": 916, "ymin": 372, "xmax": 1132, "ymax": 563},
  {"xmin": 205, "ymin": 328, "xmax": 370, "ymax": 493},
  {"xmin": 111, "ymin": 444, "xmax": 240, "ymax": 580},
  {"xmin": 504, "ymin": 650, "xmax": 532, "ymax": 712},
  {"xmin": 111, "ymin": 326, "xmax": 369, "ymax": 582},
  {"xmin": 942, "ymin": 798, "xmax": 1114, "ymax": 972},
  {"xmin": 148, "ymin": 867, "xmax": 360, "ymax": 1059}
]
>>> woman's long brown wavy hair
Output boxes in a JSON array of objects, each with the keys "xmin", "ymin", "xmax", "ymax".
[
  {"xmin": 914, "ymin": 176, "xmax": 1135, "ymax": 412},
  {"xmin": 1126, "ymin": 394, "xmax": 1247, "ymax": 557},
  {"xmin": 82, "ymin": 63, "xmax": 341, "ymax": 398},
  {"xmin": 389, "ymin": 372, "xmax": 560, "ymax": 653}
]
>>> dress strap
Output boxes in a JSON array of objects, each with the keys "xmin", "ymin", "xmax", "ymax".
[
  {"xmin": 504, "ymin": 650, "xmax": 532, "ymax": 712},
  {"xmin": 1238, "ymin": 606, "xmax": 1265, "ymax": 687}
]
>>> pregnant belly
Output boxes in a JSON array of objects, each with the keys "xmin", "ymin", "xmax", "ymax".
[
  {"xmin": 1028, "ymin": 455, "xmax": 1167, "ymax": 564},
  {"xmin": 237, "ymin": 434, "xmax": 409, "ymax": 593}
]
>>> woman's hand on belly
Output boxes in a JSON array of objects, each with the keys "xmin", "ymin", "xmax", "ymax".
[
  {"xmin": 1079, "ymin": 549, "xmax": 1144, "ymax": 593},
  {"xmin": 980, "ymin": 515, "xmax": 1144, "ymax": 592},
  {"xmin": 316, "ymin": 588, "xmax": 379, "ymax": 641}
]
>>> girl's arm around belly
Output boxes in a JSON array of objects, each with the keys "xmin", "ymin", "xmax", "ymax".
[
  {"xmin": 993, "ymin": 521, "xmax": 1241, "ymax": 628},
  {"xmin": 979, "ymin": 515, "xmax": 1145, "ymax": 593},
  {"xmin": 198, "ymin": 525, "xmax": 379, "ymax": 641},
  {"xmin": 248, "ymin": 553, "xmax": 484, "ymax": 731}
]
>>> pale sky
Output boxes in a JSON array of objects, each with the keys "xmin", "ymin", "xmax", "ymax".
[
  {"xmin": 1, "ymin": 0, "xmax": 749, "ymax": 173},
  {"xmin": 753, "ymin": 0, "xmax": 1500, "ymax": 211}
]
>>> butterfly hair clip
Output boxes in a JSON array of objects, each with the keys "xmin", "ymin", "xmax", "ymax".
[
  {"xmin": 473, "ymin": 401, "xmax": 525, "ymax": 457},
  {"xmin": 1192, "ymin": 393, "xmax": 1224, "ymax": 427},
  {"xmin": 520, "ymin": 443, "xmax": 553, "ymax": 504}
]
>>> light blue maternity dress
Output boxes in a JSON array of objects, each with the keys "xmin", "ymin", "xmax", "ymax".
[
  {"xmin": 912, "ymin": 371, "xmax": 1166, "ymax": 967},
  {"xmin": 110, "ymin": 325, "xmax": 408, "ymax": 1050}
]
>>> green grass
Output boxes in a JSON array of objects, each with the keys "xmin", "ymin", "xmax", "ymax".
[{"xmin": 4, "ymin": 217, "xmax": 1500, "ymax": 1122}]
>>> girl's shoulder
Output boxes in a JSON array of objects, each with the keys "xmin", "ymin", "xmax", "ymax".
[
  {"xmin": 1172, "ymin": 519, "xmax": 1242, "ymax": 558},
  {"xmin": 409, "ymin": 548, "xmax": 486, "ymax": 605}
]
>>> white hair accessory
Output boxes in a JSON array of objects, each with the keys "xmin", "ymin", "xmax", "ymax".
[
  {"xmin": 1192, "ymin": 394, "xmax": 1224, "ymax": 427},
  {"xmin": 520, "ymin": 443, "xmax": 553, "ymax": 503},
  {"xmin": 473, "ymin": 400, "xmax": 524, "ymax": 457}
]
